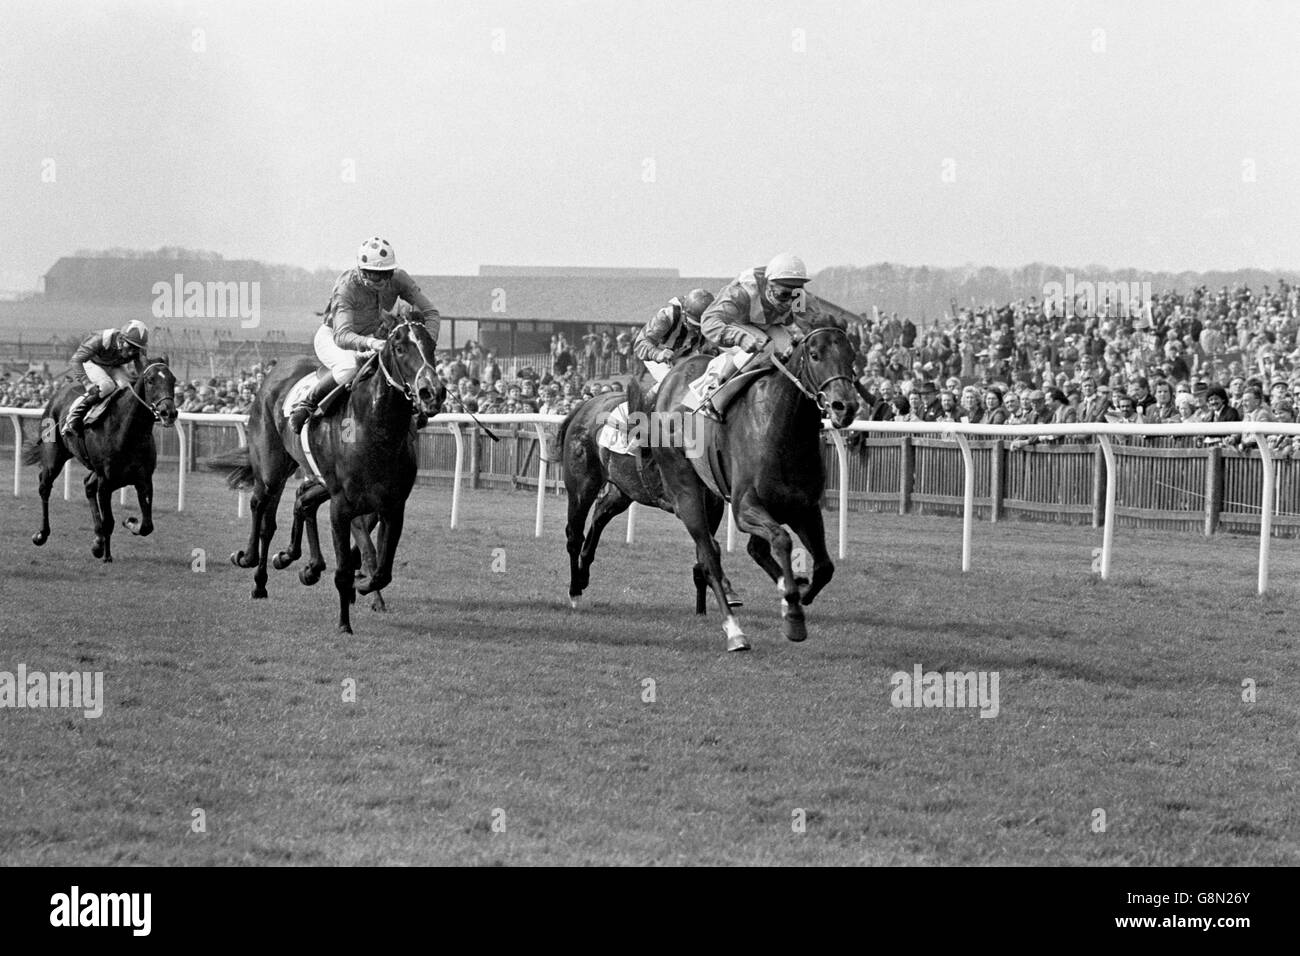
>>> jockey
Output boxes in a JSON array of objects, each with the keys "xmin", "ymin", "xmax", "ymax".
[
  {"xmin": 681, "ymin": 253, "xmax": 814, "ymax": 421},
  {"xmin": 61, "ymin": 319, "xmax": 149, "ymax": 437},
  {"xmin": 289, "ymin": 236, "xmax": 441, "ymax": 431},
  {"xmin": 632, "ymin": 288, "xmax": 715, "ymax": 386}
]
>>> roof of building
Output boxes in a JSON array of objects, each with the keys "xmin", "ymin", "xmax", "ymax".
[{"xmin": 40, "ymin": 257, "xmax": 858, "ymax": 326}]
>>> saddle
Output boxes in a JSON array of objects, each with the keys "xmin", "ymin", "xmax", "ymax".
[
  {"xmin": 280, "ymin": 367, "xmax": 347, "ymax": 422},
  {"xmin": 82, "ymin": 390, "xmax": 124, "ymax": 428}
]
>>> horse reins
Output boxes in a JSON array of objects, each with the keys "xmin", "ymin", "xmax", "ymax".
[
  {"xmin": 124, "ymin": 361, "xmax": 174, "ymax": 420},
  {"xmin": 371, "ymin": 319, "xmax": 501, "ymax": 441},
  {"xmin": 768, "ymin": 326, "xmax": 856, "ymax": 416}
]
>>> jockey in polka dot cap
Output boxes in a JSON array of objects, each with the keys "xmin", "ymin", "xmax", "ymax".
[{"xmin": 289, "ymin": 236, "xmax": 442, "ymax": 430}]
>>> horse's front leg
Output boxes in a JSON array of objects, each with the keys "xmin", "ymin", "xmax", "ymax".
[
  {"xmin": 785, "ymin": 505, "xmax": 834, "ymax": 606},
  {"xmin": 735, "ymin": 489, "xmax": 805, "ymax": 642},
  {"xmin": 358, "ymin": 509, "xmax": 402, "ymax": 595},
  {"xmin": 330, "ymin": 497, "xmax": 357, "ymax": 634},
  {"xmin": 294, "ymin": 480, "xmax": 331, "ymax": 586},
  {"xmin": 124, "ymin": 473, "xmax": 154, "ymax": 536},
  {"xmin": 94, "ymin": 479, "xmax": 117, "ymax": 563}
]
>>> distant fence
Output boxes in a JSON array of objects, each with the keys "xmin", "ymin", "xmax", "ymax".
[
  {"xmin": 6, "ymin": 410, "xmax": 1300, "ymax": 593},
  {"xmin": 820, "ymin": 435, "xmax": 1294, "ymax": 538}
]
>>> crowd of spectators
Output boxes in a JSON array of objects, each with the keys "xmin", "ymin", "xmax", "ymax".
[
  {"xmin": 7, "ymin": 280, "xmax": 1300, "ymax": 455},
  {"xmin": 849, "ymin": 279, "xmax": 1300, "ymax": 454}
]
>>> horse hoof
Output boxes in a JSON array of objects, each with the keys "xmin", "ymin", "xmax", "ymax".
[
  {"xmin": 782, "ymin": 611, "xmax": 808, "ymax": 643},
  {"xmin": 725, "ymin": 590, "xmax": 744, "ymax": 608},
  {"xmin": 299, "ymin": 568, "xmax": 320, "ymax": 586},
  {"xmin": 723, "ymin": 616, "xmax": 750, "ymax": 651},
  {"xmin": 371, "ymin": 597, "xmax": 387, "ymax": 613},
  {"xmin": 124, "ymin": 517, "xmax": 140, "ymax": 534},
  {"xmin": 101, "ymin": 554, "xmax": 113, "ymax": 564},
  {"xmin": 338, "ymin": 623, "xmax": 353, "ymax": 635},
  {"xmin": 31, "ymin": 532, "xmax": 47, "ymax": 547},
  {"xmin": 91, "ymin": 543, "xmax": 104, "ymax": 559},
  {"xmin": 252, "ymin": 587, "xmax": 268, "ymax": 599},
  {"xmin": 272, "ymin": 552, "xmax": 293, "ymax": 570},
  {"xmin": 569, "ymin": 594, "xmax": 582, "ymax": 609},
  {"xmin": 232, "ymin": 550, "xmax": 253, "ymax": 567}
]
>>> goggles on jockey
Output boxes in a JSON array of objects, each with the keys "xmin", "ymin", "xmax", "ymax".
[
  {"xmin": 360, "ymin": 268, "xmax": 392, "ymax": 288},
  {"xmin": 767, "ymin": 282, "xmax": 803, "ymax": 305}
]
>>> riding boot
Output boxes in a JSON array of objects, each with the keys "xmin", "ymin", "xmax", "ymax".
[
  {"xmin": 289, "ymin": 373, "xmax": 337, "ymax": 432},
  {"xmin": 61, "ymin": 388, "xmax": 98, "ymax": 438}
]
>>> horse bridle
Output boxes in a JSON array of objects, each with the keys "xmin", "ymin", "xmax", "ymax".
[
  {"xmin": 124, "ymin": 361, "xmax": 175, "ymax": 420},
  {"xmin": 769, "ymin": 326, "xmax": 856, "ymax": 415},
  {"xmin": 373, "ymin": 317, "xmax": 437, "ymax": 407}
]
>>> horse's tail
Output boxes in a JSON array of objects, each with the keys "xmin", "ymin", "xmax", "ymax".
[
  {"xmin": 546, "ymin": 406, "xmax": 581, "ymax": 463},
  {"xmin": 206, "ymin": 446, "xmax": 255, "ymax": 490},
  {"xmin": 20, "ymin": 435, "xmax": 43, "ymax": 466}
]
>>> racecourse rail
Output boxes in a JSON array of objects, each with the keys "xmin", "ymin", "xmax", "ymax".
[{"xmin": 6, "ymin": 406, "xmax": 1300, "ymax": 595}]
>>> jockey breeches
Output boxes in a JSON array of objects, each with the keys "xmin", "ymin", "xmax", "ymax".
[
  {"xmin": 82, "ymin": 363, "xmax": 132, "ymax": 394},
  {"xmin": 315, "ymin": 324, "xmax": 360, "ymax": 384}
]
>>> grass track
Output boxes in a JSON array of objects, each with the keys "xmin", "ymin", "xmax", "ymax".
[{"xmin": 1, "ymin": 459, "xmax": 1297, "ymax": 865}]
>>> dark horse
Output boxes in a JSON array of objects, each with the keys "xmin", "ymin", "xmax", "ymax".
[
  {"xmin": 557, "ymin": 375, "xmax": 740, "ymax": 612},
  {"xmin": 218, "ymin": 317, "xmax": 444, "ymax": 633},
  {"xmin": 653, "ymin": 319, "xmax": 859, "ymax": 651},
  {"xmin": 24, "ymin": 360, "xmax": 178, "ymax": 561}
]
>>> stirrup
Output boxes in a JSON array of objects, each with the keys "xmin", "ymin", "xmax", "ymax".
[{"xmin": 698, "ymin": 400, "xmax": 723, "ymax": 423}]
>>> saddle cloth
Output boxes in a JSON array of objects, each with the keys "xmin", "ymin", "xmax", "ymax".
[
  {"xmin": 82, "ymin": 391, "xmax": 121, "ymax": 427},
  {"xmin": 280, "ymin": 370, "xmax": 332, "ymax": 420},
  {"xmin": 596, "ymin": 401, "xmax": 637, "ymax": 456}
]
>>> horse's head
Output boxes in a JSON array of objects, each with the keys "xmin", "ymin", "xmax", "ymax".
[
  {"xmin": 137, "ymin": 359, "xmax": 178, "ymax": 427},
  {"xmin": 790, "ymin": 314, "xmax": 859, "ymax": 428},
  {"xmin": 379, "ymin": 318, "xmax": 445, "ymax": 418}
]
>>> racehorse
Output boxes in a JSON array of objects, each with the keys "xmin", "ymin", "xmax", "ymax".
[
  {"xmin": 557, "ymin": 378, "xmax": 741, "ymax": 613},
  {"xmin": 218, "ymin": 317, "xmax": 444, "ymax": 633},
  {"xmin": 653, "ymin": 317, "xmax": 859, "ymax": 651},
  {"xmin": 24, "ymin": 359, "xmax": 178, "ymax": 562}
]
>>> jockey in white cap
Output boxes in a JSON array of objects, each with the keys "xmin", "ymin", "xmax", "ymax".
[
  {"xmin": 61, "ymin": 319, "xmax": 150, "ymax": 437},
  {"xmin": 681, "ymin": 253, "xmax": 814, "ymax": 421},
  {"xmin": 289, "ymin": 236, "xmax": 442, "ymax": 430}
]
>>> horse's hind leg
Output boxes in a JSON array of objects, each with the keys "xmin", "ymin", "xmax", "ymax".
[
  {"xmin": 251, "ymin": 480, "xmax": 288, "ymax": 598},
  {"xmin": 31, "ymin": 444, "xmax": 69, "ymax": 547},
  {"xmin": 576, "ymin": 483, "xmax": 632, "ymax": 598},
  {"xmin": 564, "ymin": 464, "xmax": 601, "ymax": 607},
  {"xmin": 232, "ymin": 476, "xmax": 268, "ymax": 569},
  {"xmin": 705, "ymin": 494, "xmax": 742, "ymax": 608}
]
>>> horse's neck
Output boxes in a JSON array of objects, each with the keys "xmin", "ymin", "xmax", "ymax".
[
  {"xmin": 764, "ymin": 365, "xmax": 820, "ymax": 439},
  {"xmin": 120, "ymin": 382, "xmax": 151, "ymax": 434},
  {"xmin": 348, "ymin": 366, "xmax": 409, "ymax": 434}
]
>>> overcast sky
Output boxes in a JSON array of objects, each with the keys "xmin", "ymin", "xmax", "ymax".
[{"xmin": 2, "ymin": 0, "xmax": 1298, "ymax": 289}]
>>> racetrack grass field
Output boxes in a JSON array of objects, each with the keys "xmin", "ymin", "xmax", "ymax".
[{"xmin": 1, "ymin": 460, "xmax": 1297, "ymax": 865}]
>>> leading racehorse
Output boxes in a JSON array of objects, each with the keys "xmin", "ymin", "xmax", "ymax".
[
  {"xmin": 218, "ymin": 316, "xmax": 444, "ymax": 633},
  {"xmin": 653, "ymin": 317, "xmax": 859, "ymax": 650},
  {"xmin": 25, "ymin": 359, "xmax": 178, "ymax": 562}
]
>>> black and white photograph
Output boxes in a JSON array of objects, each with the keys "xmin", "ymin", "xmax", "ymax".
[{"xmin": 0, "ymin": 0, "xmax": 1295, "ymax": 904}]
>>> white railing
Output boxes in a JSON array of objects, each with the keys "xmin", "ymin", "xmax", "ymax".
[{"xmin": 5, "ymin": 407, "xmax": 1299, "ymax": 594}]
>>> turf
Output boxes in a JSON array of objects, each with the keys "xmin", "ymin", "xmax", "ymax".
[{"xmin": 1, "ymin": 460, "xmax": 1297, "ymax": 865}]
